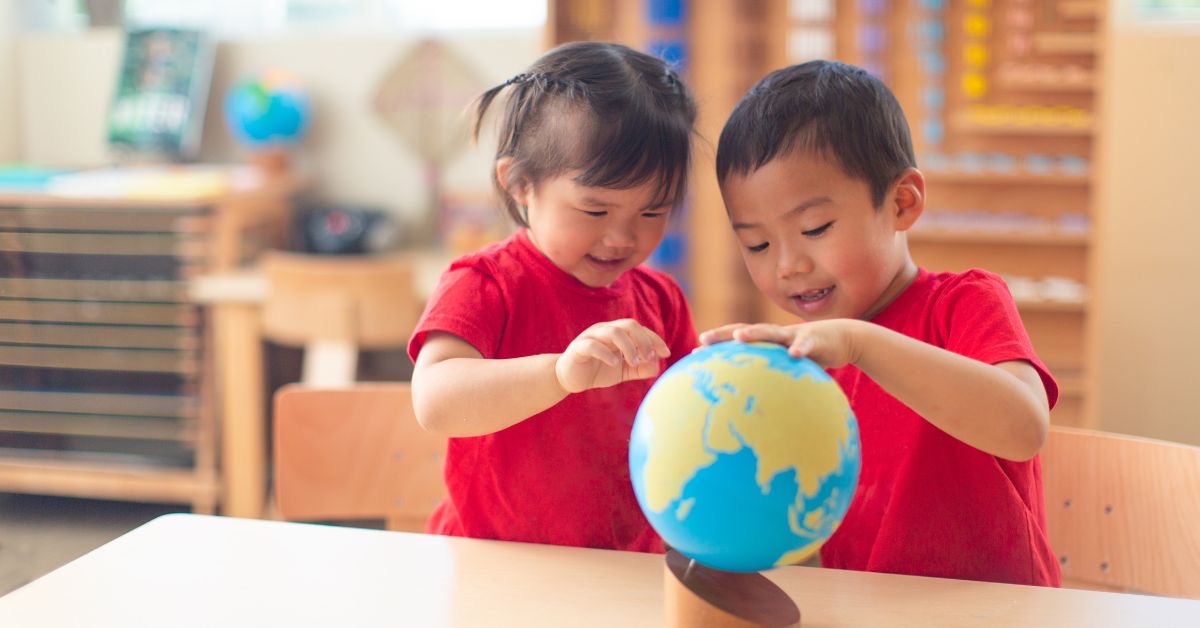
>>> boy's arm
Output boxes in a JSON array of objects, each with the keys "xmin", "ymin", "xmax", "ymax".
[
  {"xmin": 849, "ymin": 321, "xmax": 1050, "ymax": 462},
  {"xmin": 702, "ymin": 320, "xmax": 1050, "ymax": 461},
  {"xmin": 412, "ymin": 332, "xmax": 568, "ymax": 438}
]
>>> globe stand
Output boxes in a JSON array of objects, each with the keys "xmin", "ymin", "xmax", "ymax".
[
  {"xmin": 249, "ymin": 147, "xmax": 291, "ymax": 179},
  {"xmin": 664, "ymin": 550, "xmax": 800, "ymax": 628}
]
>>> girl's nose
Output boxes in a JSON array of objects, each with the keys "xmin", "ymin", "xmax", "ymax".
[{"xmin": 603, "ymin": 222, "xmax": 637, "ymax": 249}]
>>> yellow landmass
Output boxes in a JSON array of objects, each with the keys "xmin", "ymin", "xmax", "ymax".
[
  {"xmin": 776, "ymin": 540, "xmax": 824, "ymax": 567},
  {"xmin": 700, "ymin": 353, "xmax": 851, "ymax": 500},
  {"xmin": 639, "ymin": 350, "xmax": 853, "ymax": 526},
  {"xmin": 639, "ymin": 371, "xmax": 717, "ymax": 513}
]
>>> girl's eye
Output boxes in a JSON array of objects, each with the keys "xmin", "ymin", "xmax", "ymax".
[
  {"xmin": 642, "ymin": 211, "xmax": 667, "ymax": 219},
  {"xmin": 746, "ymin": 242, "xmax": 768, "ymax": 253},
  {"xmin": 581, "ymin": 210, "xmax": 607, "ymax": 217},
  {"xmin": 803, "ymin": 221, "xmax": 834, "ymax": 237}
]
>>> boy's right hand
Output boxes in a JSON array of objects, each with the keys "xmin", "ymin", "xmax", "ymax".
[{"xmin": 556, "ymin": 319, "xmax": 671, "ymax": 393}]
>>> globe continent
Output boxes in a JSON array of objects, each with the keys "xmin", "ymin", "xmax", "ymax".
[
  {"xmin": 224, "ymin": 71, "xmax": 310, "ymax": 148},
  {"xmin": 630, "ymin": 341, "xmax": 861, "ymax": 572}
]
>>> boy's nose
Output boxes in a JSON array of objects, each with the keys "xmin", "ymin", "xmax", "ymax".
[{"xmin": 776, "ymin": 246, "xmax": 814, "ymax": 278}]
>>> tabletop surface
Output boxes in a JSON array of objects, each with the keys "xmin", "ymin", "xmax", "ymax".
[{"xmin": 1, "ymin": 514, "xmax": 1197, "ymax": 627}]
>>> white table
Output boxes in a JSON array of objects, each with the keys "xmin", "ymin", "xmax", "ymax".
[{"xmin": 1, "ymin": 514, "xmax": 1197, "ymax": 627}]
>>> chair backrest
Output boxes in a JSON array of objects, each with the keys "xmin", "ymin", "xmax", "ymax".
[
  {"xmin": 273, "ymin": 382, "xmax": 447, "ymax": 532},
  {"xmin": 1042, "ymin": 426, "xmax": 1200, "ymax": 598},
  {"xmin": 260, "ymin": 251, "xmax": 421, "ymax": 348}
]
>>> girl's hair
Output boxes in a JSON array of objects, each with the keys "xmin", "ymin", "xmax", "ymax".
[{"xmin": 473, "ymin": 41, "xmax": 696, "ymax": 227}]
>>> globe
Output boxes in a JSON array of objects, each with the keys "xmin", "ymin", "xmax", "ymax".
[
  {"xmin": 223, "ymin": 69, "xmax": 310, "ymax": 148},
  {"xmin": 630, "ymin": 341, "xmax": 861, "ymax": 573}
]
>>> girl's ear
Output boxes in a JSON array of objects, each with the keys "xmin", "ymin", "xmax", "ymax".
[
  {"xmin": 890, "ymin": 167, "xmax": 925, "ymax": 231},
  {"xmin": 495, "ymin": 157, "xmax": 530, "ymax": 207}
]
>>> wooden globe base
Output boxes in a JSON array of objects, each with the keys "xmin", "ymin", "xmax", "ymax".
[
  {"xmin": 250, "ymin": 148, "xmax": 291, "ymax": 178},
  {"xmin": 664, "ymin": 549, "xmax": 800, "ymax": 627}
]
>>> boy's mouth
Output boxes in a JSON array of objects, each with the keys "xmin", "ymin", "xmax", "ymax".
[{"xmin": 790, "ymin": 286, "xmax": 834, "ymax": 311}]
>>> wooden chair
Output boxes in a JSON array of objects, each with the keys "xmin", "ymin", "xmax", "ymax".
[
  {"xmin": 1042, "ymin": 426, "xmax": 1200, "ymax": 598},
  {"xmin": 260, "ymin": 251, "xmax": 422, "ymax": 386},
  {"xmin": 272, "ymin": 382, "xmax": 447, "ymax": 532}
]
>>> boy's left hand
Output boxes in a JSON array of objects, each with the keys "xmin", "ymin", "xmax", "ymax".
[{"xmin": 698, "ymin": 320, "xmax": 865, "ymax": 369}]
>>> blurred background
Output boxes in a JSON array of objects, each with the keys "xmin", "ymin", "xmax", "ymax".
[{"xmin": 1, "ymin": 0, "xmax": 1198, "ymax": 594}]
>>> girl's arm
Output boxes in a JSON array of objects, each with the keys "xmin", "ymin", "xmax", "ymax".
[
  {"xmin": 701, "ymin": 320, "xmax": 1050, "ymax": 461},
  {"xmin": 412, "ymin": 333, "xmax": 568, "ymax": 437},
  {"xmin": 413, "ymin": 320, "xmax": 670, "ymax": 438}
]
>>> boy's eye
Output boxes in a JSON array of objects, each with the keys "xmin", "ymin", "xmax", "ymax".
[
  {"xmin": 802, "ymin": 221, "xmax": 834, "ymax": 237},
  {"xmin": 581, "ymin": 210, "xmax": 607, "ymax": 217},
  {"xmin": 642, "ymin": 211, "xmax": 667, "ymax": 219},
  {"xmin": 746, "ymin": 242, "xmax": 768, "ymax": 253}
]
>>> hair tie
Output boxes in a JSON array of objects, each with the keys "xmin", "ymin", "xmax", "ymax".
[{"xmin": 504, "ymin": 73, "xmax": 532, "ymax": 86}]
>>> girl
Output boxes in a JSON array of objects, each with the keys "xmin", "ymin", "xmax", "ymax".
[{"xmin": 408, "ymin": 41, "xmax": 698, "ymax": 552}]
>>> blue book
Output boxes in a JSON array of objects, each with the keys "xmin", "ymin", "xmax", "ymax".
[{"xmin": 0, "ymin": 164, "xmax": 74, "ymax": 191}]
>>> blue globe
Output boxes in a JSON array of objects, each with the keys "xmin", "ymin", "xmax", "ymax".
[
  {"xmin": 223, "ymin": 70, "xmax": 310, "ymax": 148},
  {"xmin": 630, "ymin": 341, "xmax": 861, "ymax": 573}
]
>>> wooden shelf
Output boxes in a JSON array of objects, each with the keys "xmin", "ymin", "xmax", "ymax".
[
  {"xmin": 1059, "ymin": 1, "xmax": 1101, "ymax": 19},
  {"xmin": 0, "ymin": 345, "xmax": 198, "ymax": 375},
  {"xmin": 924, "ymin": 172, "xmax": 1090, "ymax": 186},
  {"xmin": 0, "ymin": 322, "xmax": 198, "ymax": 350},
  {"xmin": 953, "ymin": 120, "xmax": 1094, "ymax": 137},
  {"xmin": 1035, "ymin": 32, "xmax": 1098, "ymax": 55},
  {"xmin": 909, "ymin": 229, "xmax": 1089, "ymax": 246},
  {"xmin": 1016, "ymin": 299, "xmax": 1087, "ymax": 314},
  {"xmin": 0, "ymin": 411, "xmax": 192, "ymax": 441},
  {"xmin": 996, "ymin": 76, "xmax": 1096, "ymax": 94},
  {"xmin": 0, "ymin": 456, "xmax": 216, "ymax": 506},
  {"xmin": 0, "ymin": 389, "xmax": 197, "ymax": 419}
]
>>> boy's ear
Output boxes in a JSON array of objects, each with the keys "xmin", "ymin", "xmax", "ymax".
[
  {"xmin": 890, "ymin": 167, "xmax": 925, "ymax": 231},
  {"xmin": 495, "ymin": 157, "xmax": 531, "ymax": 207}
]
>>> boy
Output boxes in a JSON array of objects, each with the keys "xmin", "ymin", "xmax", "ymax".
[{"xmin": 700, "ymin": 60, "xmax": 1061, "ymax": 586}]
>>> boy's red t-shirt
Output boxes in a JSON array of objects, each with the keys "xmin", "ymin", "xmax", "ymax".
[
  {"xmin": 407, "ymin": 229, "xmax": 697, "ymax": 552},
  {"xmin": 821, "ymin": 268, "xmax": 1062, "ymax": 586}
]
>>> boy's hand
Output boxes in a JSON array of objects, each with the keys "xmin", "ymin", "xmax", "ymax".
[
  {"xmin": 698, "ymin": 320, "xmax": 865, "ymax": 369},
  {"xmin": 556, "ymin": 319, "xmax": 671, "ymax": 393}
]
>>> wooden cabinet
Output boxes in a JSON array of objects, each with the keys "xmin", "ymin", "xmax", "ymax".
[
  {"xmin": 549, "ymin": 0, "xmax": 1100, "ymax": 428},
  {"xmin": 0, "ymin": 167, "xmax": 300, "ymax": 511}
]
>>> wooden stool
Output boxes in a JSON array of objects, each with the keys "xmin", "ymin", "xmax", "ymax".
[
  {"xmin": 260, "ymin": 251, "xmax": 422, "ymax": 386},
  {"xmin": 273, "ymin": 383, "xmax": 446, "ymax": 531}
]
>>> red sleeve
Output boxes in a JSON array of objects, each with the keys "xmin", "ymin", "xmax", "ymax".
[
  {"xmin": 664, "ymin": 282, "xmax": 698, "ymax": 369},
  {"xmin": 932, "ymin": 270, "xmax": 1059, "ymax": 409},
  {"xmin": 407, "ymin": 263, "xmax": 506, "ymax": 361}
]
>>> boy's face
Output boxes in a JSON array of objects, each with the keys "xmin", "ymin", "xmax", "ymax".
[{"xmin": 721, "ymin": 150, "xmax": 922, "ymax": 321}]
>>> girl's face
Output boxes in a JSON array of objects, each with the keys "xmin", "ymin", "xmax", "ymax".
[{"xmin": 508, "ymin": 168, "xmax": 673, "ymax": 288}]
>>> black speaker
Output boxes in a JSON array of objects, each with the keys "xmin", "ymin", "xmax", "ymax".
[{"xmin": 296, "ymin": 206, "xmax": 392, "ymax": 255}]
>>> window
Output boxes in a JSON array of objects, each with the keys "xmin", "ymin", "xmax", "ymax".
[{"xmin": 16, "ymin": 0, "xmax": 546, "ymax": 34}]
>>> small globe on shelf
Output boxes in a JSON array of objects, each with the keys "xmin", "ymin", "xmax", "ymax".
[
  {"xmin": 630, "ymin": 341, "xmax": 861, "ymax": 573},
  {"xmin": 223, "ymin": 69, "xmax": 310, "ymax": 175}
]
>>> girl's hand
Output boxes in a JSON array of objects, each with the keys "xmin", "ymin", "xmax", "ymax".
[
  {"xmin": 556, "ymin": 319, "xmax": 671, "ymax": 393},
  {"xmin": 698, "ymin": 320, "xmax": 865, "ymax": 369}
]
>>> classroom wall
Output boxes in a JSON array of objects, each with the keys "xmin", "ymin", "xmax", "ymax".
[
  {"xmin": 13, "ymin": 28, "xmax": 540, "ymax": 224},
  {"xmin": 1092, "ymin": 6, "xmax": 1200, "ymax": 446},
  {"xmin": 0, "ymin": 4, "xmax": 19, "ymax": 161}
]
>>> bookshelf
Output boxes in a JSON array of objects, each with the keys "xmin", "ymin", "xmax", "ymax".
[
  {"xmin": 0, "ymin": 166, "xmax": 301, "ymax": 511},
  {"xmin": 553, "ymin": 0, "xmax": 1100, "ymax": 427}
]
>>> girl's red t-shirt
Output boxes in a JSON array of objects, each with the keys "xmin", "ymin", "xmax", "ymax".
[{"xmin": 408, "ymin": 229, "xmax": 697, "ymax": 552}]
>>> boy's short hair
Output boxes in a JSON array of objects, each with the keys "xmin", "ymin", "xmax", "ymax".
[{"xmin": 716, "ymin": 60, "xmax": 916, "ymax": 208}]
